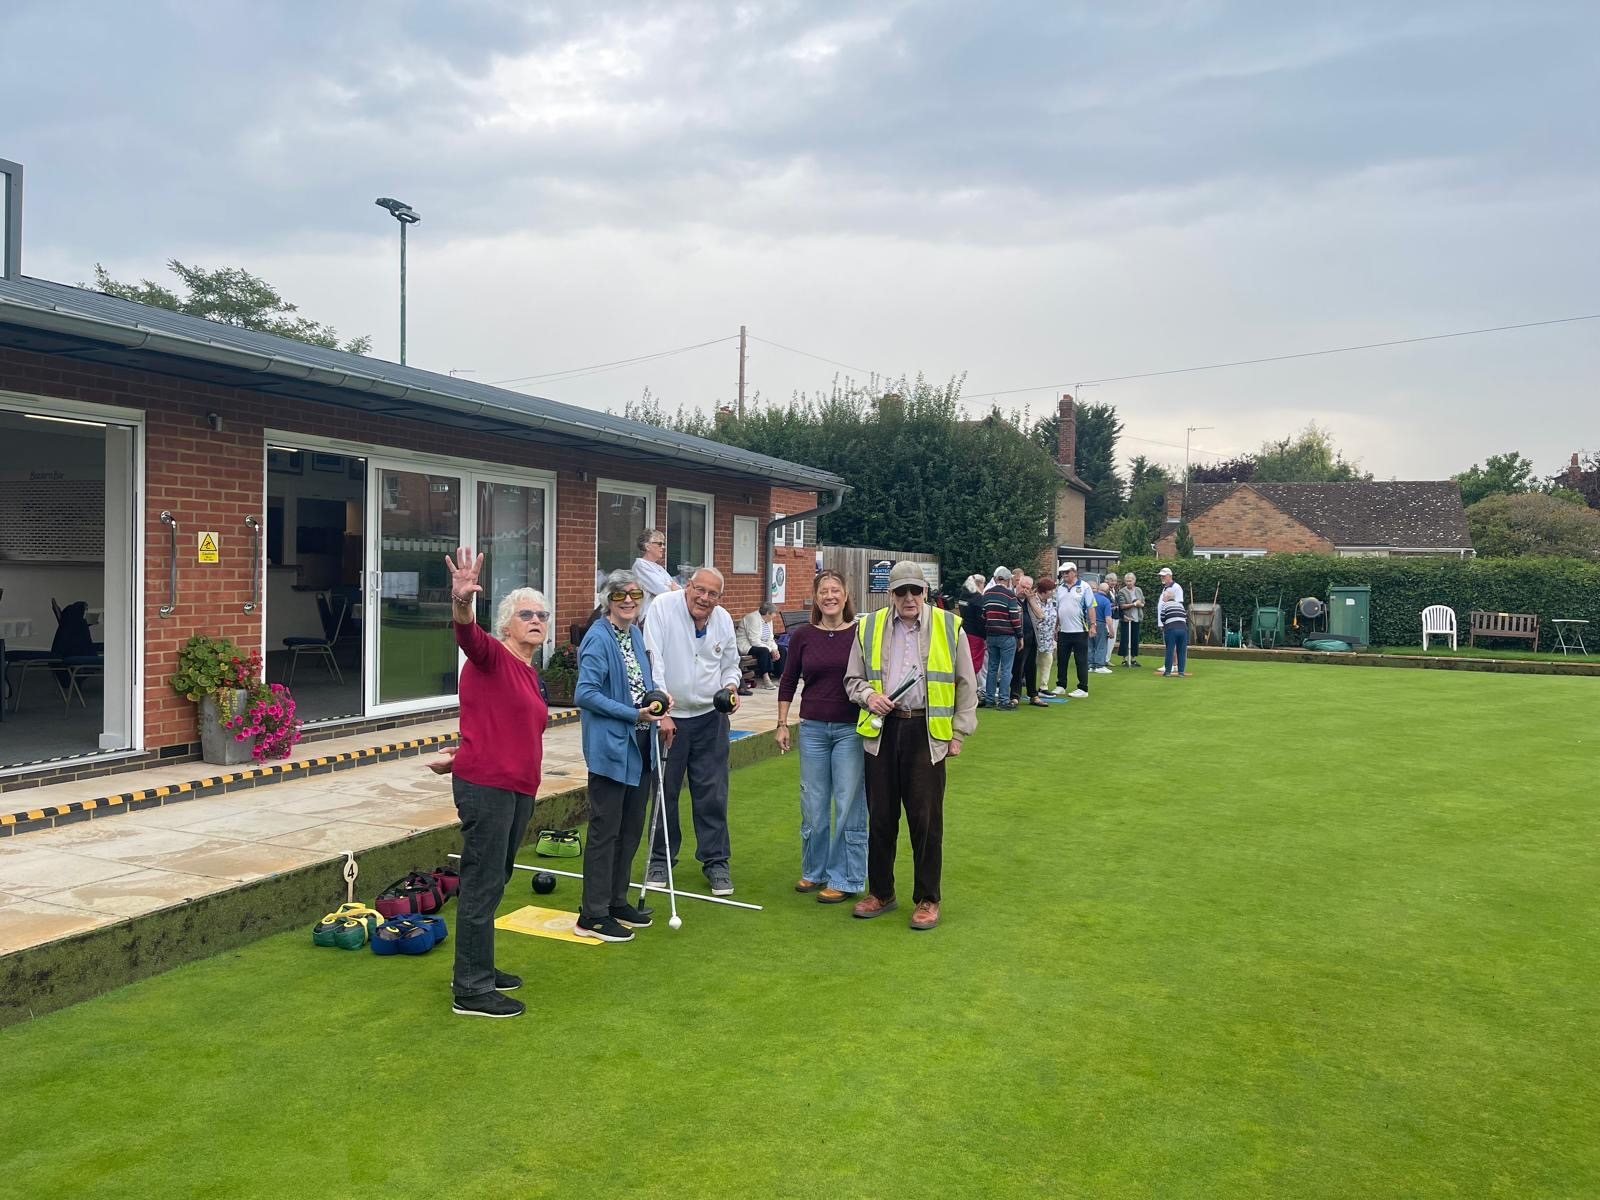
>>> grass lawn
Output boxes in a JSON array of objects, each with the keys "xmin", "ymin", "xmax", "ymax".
[{"xmin": 3, "ymin": 661, "xmax": 1598, "ymax": 1198}]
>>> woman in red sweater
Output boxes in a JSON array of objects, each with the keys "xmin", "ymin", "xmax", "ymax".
[{"xmin": 444, "ymin": 546, "xmax": 550, "ymax": 1019}]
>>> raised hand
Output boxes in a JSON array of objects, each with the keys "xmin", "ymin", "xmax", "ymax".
[{"xmin": 445, "ymin": 546, "xmax": 484, "ymax": 599}]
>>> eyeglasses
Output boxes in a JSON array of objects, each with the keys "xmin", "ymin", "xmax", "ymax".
[
  {"xmin": 609, "ymin": 588, "xmax": 646, "ymax": 602},
  {"xmin": 516, "ymin": 609, "xmax": 550, "ymax": 622},
  {"xmin": 688, "ymin": 584, "xmax": 722, "ymax": 599},
  {"xmin": 648, "ymin": 540, "xmax": 665, "ymax": 547},
  {"xmin": 891, "ymin": 585, "xmax": 925, "ymax": 597}
]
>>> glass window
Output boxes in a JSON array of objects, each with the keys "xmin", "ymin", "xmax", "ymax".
[
  {"xmin": 477, "ymin": 480, "xmax": 546, "ymax": 632},
  {"xmin": 376, "ymin": 468, "xmax": 460, "ymax": 704},
  {"xmin": 596, "ymin": 484, "xmax": 651, "ymax": 581},
  {"xmin": 666, "ymin": 497, "xmax": 709, "ymax": 578}
]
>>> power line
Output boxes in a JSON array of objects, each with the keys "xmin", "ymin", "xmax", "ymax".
[
  {"xmin": 962, "ymin": 312, "xmax": 1600, "ymax": 402},
  {"xmin": 746, "ymin": 333, "xmax": 882, "ymax": 378},
  {"xmin": 488, "ymin": 335, "xmax": 738, "ymax": 388}
]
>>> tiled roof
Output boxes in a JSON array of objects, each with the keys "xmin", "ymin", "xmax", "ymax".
[{"xmin": 1186, "ymin": 481, "xmax": 1473, "ymax": 549}]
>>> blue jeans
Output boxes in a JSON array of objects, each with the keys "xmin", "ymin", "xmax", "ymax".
[
  {"xmin": 1089, "ymin": 627, "xmax": 1109, "ymax": 669},
  {"xmin": 798, "ymin": 719, "xmax": 868, "ymax": 892},
  {"xmin": 1163, "ymin": 624, "xmax": 1189, "ymax": 675},
  {"xmin": 984, "ymin": 635, "xmax": 1016, "ymax": 703}
]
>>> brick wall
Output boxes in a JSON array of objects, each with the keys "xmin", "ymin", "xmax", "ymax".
[
  {"xmin": 0, "ymin": 346, "xmax": 783, "ymax": 750},
  {"xmin": 770, "ymin": 485, "xmax": 819, "ymax": 610},
  {"xmin": 1153, "ymin": 485, "xmax": 1333, "ymax": 556}
]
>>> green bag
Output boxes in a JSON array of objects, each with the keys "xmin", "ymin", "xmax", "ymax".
[{"xmin": 536, "ymin": 828, "xmax": 582, "ymax": 858}]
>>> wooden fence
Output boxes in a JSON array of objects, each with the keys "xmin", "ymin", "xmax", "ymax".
[{"xmin": 813, "ymin": 546, "xmax": 941, "ymax": 615}]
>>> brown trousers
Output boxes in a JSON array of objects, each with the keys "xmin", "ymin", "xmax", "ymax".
[{"xmin": 864, "ymin": 714, "xmax": 945, "ymax": 904}]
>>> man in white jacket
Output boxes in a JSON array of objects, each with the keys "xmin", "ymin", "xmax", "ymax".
[{"xmin": 643, "ymin": 567, "xmax": 743, "ymax": 895}]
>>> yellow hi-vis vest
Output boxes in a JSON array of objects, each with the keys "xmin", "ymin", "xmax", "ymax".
[{"xmin": 855, "ymin": 604, "xmax": 959, "ymax": 741}]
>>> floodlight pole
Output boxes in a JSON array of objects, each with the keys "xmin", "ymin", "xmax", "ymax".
[{"xmin": 375, "ymin": 197, "xmax": 421, "ymax": 365}]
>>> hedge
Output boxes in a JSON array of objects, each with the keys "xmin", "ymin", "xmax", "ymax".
[{"xmin": 1112, "ymin": 554, "xmax": 1600, "ymax": 651}]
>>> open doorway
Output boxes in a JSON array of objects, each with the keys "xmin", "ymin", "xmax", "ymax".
[
  {"xmin": 264, "ymin": 446, "xmax": 365, "ymax": 724},
  {"xmin": 0, "ymin": 406, "xmax": 137, "ymax": 769}
]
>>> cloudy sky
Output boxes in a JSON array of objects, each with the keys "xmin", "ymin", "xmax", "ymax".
[{"xmin": 4, "ymin": 0, "xmax": 1596, "ymax": 480}]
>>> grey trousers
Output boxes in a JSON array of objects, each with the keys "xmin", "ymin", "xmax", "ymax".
[
  {"xmin": 582, "ymin": 728, "xmax": 653, "ymax": 920},
  {"xmin": 451, "ymin": 778, "xmax": 534, "ymax": 999},
  {"xmin": 650, "ymin": 710, "xmax": 731, "ymax": 871}
]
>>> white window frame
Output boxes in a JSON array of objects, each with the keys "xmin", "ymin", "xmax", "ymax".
[
  {"xmin": 1195, "ymin": 548, "xmax": 1266, "ymax": 560},
  {"xmin": 665, "ymin": 487, "xmax": 715, "ymax": 573},
  {"xmin": 0, "ymin": 389, "xmax": 147, "ymax": 768},
  {"xmin": 595, "ymin": 478, "xmax": 656, "ymax": 578},
  {"xmin": 772, "ymin": 512, "xmax": 786, "ymax": 547},
  {"xmin": 732, "ymin": 515, "xmax": 758, "ymax": 574}
]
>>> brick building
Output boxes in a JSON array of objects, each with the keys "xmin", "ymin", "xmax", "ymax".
[
  {"xmin": 1153, "ymin": 481, "xmax": 1473, "ymax": 559},
  {"xmin": 0, "ymin": 193, "xmax": 841, "ymax": 780}
]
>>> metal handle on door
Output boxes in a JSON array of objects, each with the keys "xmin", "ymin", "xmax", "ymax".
[
  {"xmin": 159, "ymin": 510, "xmax": 178, "ymax": 617},
  {"xmin": 244, "ymin": 515, "xmax": 261, "ymax": 613}
]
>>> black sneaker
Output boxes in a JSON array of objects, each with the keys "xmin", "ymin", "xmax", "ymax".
[
  {"xmin": 453, "ymin": 991, "xmax": 525, "ymax": 1019},
  {"xmin": 494, "ymin": 970, "xmax": 522, "ymax": 992},
  {"xmin": 644, "ymin": 862, "xmax": 669, "ymax": 888},
  {"xmin": 610, "ymin": 902, "xmax": 653, "ymax": 928},
  {"xmin": 706, "ymin": 864, "xmax": 734, "ymax": 897},
  {"xmin": 573, "ymin": 914, "xmax": 634, "ymax": 942}
]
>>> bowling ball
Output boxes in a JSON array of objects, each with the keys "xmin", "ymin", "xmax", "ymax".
[
  {"xmin": 712, "ymin": 687, "xmax": 738, "ymax": 714},
  {"xmin": 642, "ymin": 688, "xmax": 671, "ymax": 716},
  {"xmin": 532, "ymin": 871, "xmax": 558, "ymax": 895}
]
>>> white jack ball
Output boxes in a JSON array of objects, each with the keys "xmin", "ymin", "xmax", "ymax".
[{"xmin": 669, "ymin": 915, "xmax": 683, "ymax": 930}]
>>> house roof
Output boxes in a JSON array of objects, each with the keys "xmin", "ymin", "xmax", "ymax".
[
  {"xmin": 1055, "ymin": 463, "xmax": 1092, "ymax": 494},
  {"xmin": 1183, "ymin": 481, "xmax": 1473, "ymax": 549},
  {"xmin": 0, "ymin": 274, "xmax": 848, "ymax": 493}
]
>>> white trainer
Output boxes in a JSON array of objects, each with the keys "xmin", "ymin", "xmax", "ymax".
[{"xmin": 1068, "ymin": 689, "xmax": 1088, "ymax": 698}]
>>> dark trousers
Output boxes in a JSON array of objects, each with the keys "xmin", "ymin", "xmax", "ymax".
[
  {"xmin": 451, "ymin": 778, "xmax": 534, "ymax": 999},
  {"xmin": 1118, "ymin": 619, "xmax": 1141, "ymax": 660},
  {"xmin": 1057, "ymin": 630, "xmax": 1090, "ymax": 691},
  {"xmin": 652, "ymin": 709, "xmax": 731, "ymax": 871},
  {"xmin": 750, "ymin": 646, "xmax": 784, "ymax": 679},
  {"xmin": 1010, "ymin": 636, "xmax": 1037, "ymax": 700},
  {"xmin": 582, "ymin": 728, "xmax": 652, "ymax": 920},
  {"xmin": 864, "ymin": 715, "xmax": 945, "ymax": 904}
]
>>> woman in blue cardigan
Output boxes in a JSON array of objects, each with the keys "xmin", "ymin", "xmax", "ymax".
[{"xmin": 574, "ymin": 569, "xmax": 676, "ymax": 943}]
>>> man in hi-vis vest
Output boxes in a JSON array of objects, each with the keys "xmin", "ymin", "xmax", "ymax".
[{"xmin": 843, "ymin": 561, "xmax": 978, "ymax": 930}]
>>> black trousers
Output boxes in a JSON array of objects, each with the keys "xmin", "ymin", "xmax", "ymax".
[
  {"xmin": 1057, "ymin": 630, "xmax": 1090, "ymax": 691},
  {"xmin": 864, "ymin": 715, "xmax": 945, "ymax": 904},
  {"xmin": 652, "ymin": 710, "xmax": 732, "ymax": 870},
  {"xmin": 1118, "ymin": 619, "xmax": 1141, "ymax": 660},
  {"xmin": 750, "ymin": 646, "xmax": 784, "ymax": 679},
  {"xmin": 582, "ymin": 728, "xmax": 652, "ymax": 920},
  {"xmin": 451, "ymin": 778, "xmax": 535, "ymax": 999},
  {"xmin": 1010, "ymin": 637, "xmax": 1037, "ymax": 700}
]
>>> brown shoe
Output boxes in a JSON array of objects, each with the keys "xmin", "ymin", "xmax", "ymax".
[
  {"xmin": 909, "ymin": 901, "xmax": 940, "ymax": 931},
  {"xmin": 794, "ymin": 878, "xmax": 823, "ymax": 893},
  {"xmin": 851, "ymin": 894, "xmax": 897, "ymax": 919},
  {"xmin": 817, "ymin": 887, "xmax": 852, "ymax": 904}
]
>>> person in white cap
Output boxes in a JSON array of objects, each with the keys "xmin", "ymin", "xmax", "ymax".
[
  {"xmin": 844, "ymin": 560, "xmax": 978, "ymax": 931},
  {"xmin": 1053, "ymin": 562, "xmax": 1096, "ymax": 698},
  {"xmin": 1155, "ymin": 567, "xmax": 1190, "ymax": 677}
]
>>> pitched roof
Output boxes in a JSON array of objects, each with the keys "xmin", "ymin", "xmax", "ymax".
[
  {"xmin": 1185, "ymin": 481, "xmax": 1472, "ymax": 549},
  {"xmin": 0, "ymin": 274, "xmax": 847, "ymax": 493}
]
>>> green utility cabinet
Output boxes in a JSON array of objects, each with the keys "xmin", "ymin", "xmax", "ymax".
[{"xmin": 1328, "ymin": 584, "xmax": 1371, "ymax": 649}]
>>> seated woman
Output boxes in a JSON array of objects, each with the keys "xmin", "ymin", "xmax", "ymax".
[
  {"xmin": 736, "ymin": 602, "xmax": 785, "ymax": 690},
  {"xmin": 574, "ymin": 569, "xmax": 676, "ymax": 942}
]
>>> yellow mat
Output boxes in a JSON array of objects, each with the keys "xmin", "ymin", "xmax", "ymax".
[{"xmin": 494, "ymin": 905, "xmax": 598, "ymax": 945}]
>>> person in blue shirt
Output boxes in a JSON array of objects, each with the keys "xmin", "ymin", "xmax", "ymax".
[{"xmin": 1089, "ymin": 582, "xmax": 1114, "ymax": 672}]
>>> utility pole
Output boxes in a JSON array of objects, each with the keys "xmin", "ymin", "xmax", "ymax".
[
  {"xmin": 1184, "ymin": 425, "xmax": 1214, "ymax": 503},
  {"xmin": 737, "ymin": 324, "xmax": 747, "ymax": 419}
]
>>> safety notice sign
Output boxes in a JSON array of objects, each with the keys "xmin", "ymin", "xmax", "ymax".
[{"xmin": 197, "ymin": 532, "xmax": 219, "ymax": 564}]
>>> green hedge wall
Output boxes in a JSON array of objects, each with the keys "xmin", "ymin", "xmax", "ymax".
[{"xmin": 1114, "ymin": 555, "xmax": 1600, "ymax": 651}]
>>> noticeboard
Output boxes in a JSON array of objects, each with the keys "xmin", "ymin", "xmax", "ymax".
[{"xmin": 868, "ymin": 558, "xmax": 892, "ymax": 593}]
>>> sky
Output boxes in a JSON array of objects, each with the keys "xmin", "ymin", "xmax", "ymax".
[{"xmin": 3, "ymin": 0, "xmax": 1596, "ymax": 481}]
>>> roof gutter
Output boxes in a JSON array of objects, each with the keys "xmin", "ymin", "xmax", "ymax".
[{"xmin": 0, "ymin": 292, "xmax": 847, "ymax": 491}]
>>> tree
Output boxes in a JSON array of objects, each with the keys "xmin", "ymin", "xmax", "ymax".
[
  {"xmin": 92, "ymin": 261, "xmax": 371, "ymax": 354},
  {"xmin": 1465, "ymin": 492, "xmax": 1600, "ymax": 558},
  {"xmin": 1189, "ymin": 457, "xmax": 1257, "ymax": 484},
  {"xmin": 1124, "ymin": 455, "xmax": 1174, "ymax": 531},
  {"xmin": 1097, "ymin": 514, "xmax": 1154, "ymax": 558},
  {"xmin": 1453, "ymin": 451, "xmax": 1535, "ymax": 508},
  {"xmin": 1174, "ymin": 519, "xmax": 1195, "ymax": 558},
  {"xmin": 1073, "ymin": 403, "xmax": 1125, "ymax": 536},
  {"xmin": 1249, "ymin": 422, "xmax": 1371, "ymax": 483},
  {"xmin": 1548, "ymin": 450, "xmax": 1600, "ymax": 509}
]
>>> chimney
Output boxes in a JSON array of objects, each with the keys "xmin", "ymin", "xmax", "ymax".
[
  {"xmin": 0, "ymin": 158, "xmax": 20, "ymax": 280},
  {"xmin": 1057, "ymin": 393, "xmax": 1076, "ymax": 469},
  {"xmin": 1165, "ymin": 482, "xmax": 1185, "ymax": 521}
]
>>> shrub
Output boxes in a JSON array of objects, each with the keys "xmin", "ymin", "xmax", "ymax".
[
  {"xmin": 168, "ymin": 634, "xmax": 302, "ymax": 760},
  {"xmin": 1116, "ymin": 554, "xmax": 1600, "ymax": 651}
]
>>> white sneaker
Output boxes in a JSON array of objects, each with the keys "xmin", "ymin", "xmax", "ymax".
[
  {"xmin": 1051, "ymin": 687, "xmax": 1065, "ymax": 696},
  {"xmin": 1068, "ymin": 689, "xmax": 1088, "ymax": 698},
  {"xmin": 1096, "ymin": 667, "xmax": 1114, "ymax": 674}
]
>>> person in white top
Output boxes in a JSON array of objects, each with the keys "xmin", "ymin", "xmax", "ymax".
[
  {"xmin": 630, "ymin": 528, "xmax": 679, "ymax": 622},
  {"xmin": 1053, "ymin": 562, "xmax": 1097, "ymax": 698},
  {"xmin": 642, "ymin": 567, "xmax": 743, "ymax": 896},
  {"xmin": 736, "ymin": 602, "xmax": 784, "ymax": 689}
]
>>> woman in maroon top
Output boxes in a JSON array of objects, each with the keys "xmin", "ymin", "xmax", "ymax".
[
  {"xmin": 774, "ymin": 569, "xmax": 867, "ymax": 903},
  {"xmin": 444, "ymin": 546, "xmax": 549, "ymax": 1020}
]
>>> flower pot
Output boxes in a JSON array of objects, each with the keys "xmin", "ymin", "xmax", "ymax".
[{"xmin": 199, "ymin": 690, "xmax": 256, "ymax": 766}]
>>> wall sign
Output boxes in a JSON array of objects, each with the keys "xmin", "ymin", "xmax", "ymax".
[
  {"xmin": 868, "ymin": 558, "xmax": 892, "ymax": 593},
  {"xmin": 197, "ymin": 532, "xmax": 220, "ymax": 564}
]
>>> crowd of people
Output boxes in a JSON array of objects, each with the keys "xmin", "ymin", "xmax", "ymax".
[{"xmin": 441, "ymin": 537, "xmax": 1187, "ymax": 1018}]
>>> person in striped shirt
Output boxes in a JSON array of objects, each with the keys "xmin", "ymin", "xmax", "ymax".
[
  {"xmin": 980, "ymin": 568, "xmax": 1023, "ymax": 709},
  {"xmin": 1155, "ymin": 566, "xmax": 1190, "ymax": 677}
]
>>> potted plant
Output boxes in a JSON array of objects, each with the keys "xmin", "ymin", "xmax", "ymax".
[
  {"xmin": 540, "ymin": 641, "xmax": 580, "ymax": 707},
  {"xmin": 169, "ymin": 634, "xmax": 303, "ymax": 765}
]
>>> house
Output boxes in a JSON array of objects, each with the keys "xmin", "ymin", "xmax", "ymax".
[
  {"xmin": 1153, "ymin": 481, "xmax": 1473, "ymax": 559},
  {"xmin": 0, "ymin": 162, "xmax": 844, "ymax": 781},
  {"xmin": 1050, "ymin": 393, "xmax": 1092, "ymax": 549}
]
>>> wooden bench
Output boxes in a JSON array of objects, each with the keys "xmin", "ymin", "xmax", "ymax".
[{"xmin": 1468, "ymin": 611, "xmax": 1539, "ymax": 649}]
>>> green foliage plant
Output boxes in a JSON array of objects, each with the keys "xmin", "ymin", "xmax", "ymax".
[
  {"xmin": 168, "ymin": 634, "xmax": 302, "ymax": 760},
  {"xmin": 1453, "ymin": 451, "xmax": 1535, "ymax": 508},
  {"xmin": 1466, "ymin": 492, "xmax": 1600, "ymax": 558}
]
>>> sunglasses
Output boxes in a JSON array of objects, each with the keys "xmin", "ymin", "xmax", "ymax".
[
  {"xmin": 516, "ymin": 609, "xmax": 550, "ymax": 622},
  {"xmin": 891, "ymin": 585, "xmax": 925, "ymax": 597},
  {"xmin": 609, "ymin": 588, "xmax": 646, "ymax": 602}
]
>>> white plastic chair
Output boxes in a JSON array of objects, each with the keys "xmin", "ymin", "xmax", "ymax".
[{"xmin": 1421, "ymin": 605, "xmax": 1457, "ymax": 651}]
